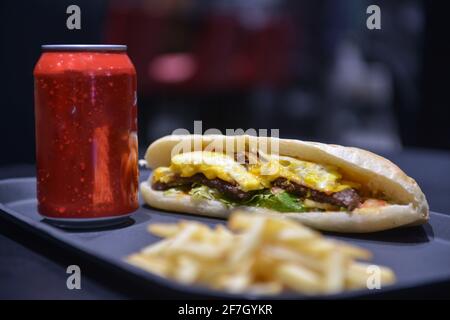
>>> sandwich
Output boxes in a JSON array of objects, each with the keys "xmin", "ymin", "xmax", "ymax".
[{"xmin": 140, "ymin": 134, "xmax": 429, "ymax": 233}]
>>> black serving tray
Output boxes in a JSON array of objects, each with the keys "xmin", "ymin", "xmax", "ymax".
[{"xmin": 1, "ymin": 171, "xmax": 450, "ymax": 299}]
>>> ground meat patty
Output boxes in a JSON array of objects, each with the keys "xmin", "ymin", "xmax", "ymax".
[
  {"xmin": 152, "ymin": 174, "xmax": 253, "ymax": 201},
  {"xmin": 153, "ymin": 174, "xmax": 361, "ymax": 210},
  {"xmin": 272, "ymin": 178, "xmax": 361, "ymax": 210}
]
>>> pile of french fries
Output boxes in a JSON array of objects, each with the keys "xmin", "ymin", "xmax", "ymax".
[{"xmin": 127, "ymin": 210, "xmax": 395, "ymax": 295}]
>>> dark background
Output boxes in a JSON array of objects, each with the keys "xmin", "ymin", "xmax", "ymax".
[{"xmin": 1, "ymin": 0, "xmax": 450, "ymax": 162}]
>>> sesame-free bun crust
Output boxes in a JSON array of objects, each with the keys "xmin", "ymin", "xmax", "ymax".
[{"xmin": 141, "ymin": 135, "xmax": 429, "ymax": 233}]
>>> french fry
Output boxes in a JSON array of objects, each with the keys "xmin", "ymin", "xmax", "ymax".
[
  {"xmin": 228, "ymin": 216, "xmax": 265, "ymax": 265},
  {"xmin": 277, "ymin": 227, "xmax": 318, "ymax": 241},
  {"xmin": 216, "ymin": 273, "xmax": 252, "ymax": 293},
  {"xmin": 346, "ymin": 262, "xmax": 396, "ymax": 289},
  {"xmin": 261, "ymin": 245, "xmax": 325, "ymax": 273},
  {"xmin": 173, "ymin": 256, "xmax": 199, "ymax": 284},
  {"xmin": 148, "ymin": 223, "xmax": 180, "ymax": 238},
  {"xmin": 322, "ymin": 250, "xmax": 345, "ymax": 293},
  {"xmin": 141, "ymin": 238, "xmax": 172, "ymax": 255},
  {"xmin": 334, "ymin": 241, "xmax": 372, "ymax": 260},
  {"xmin": 246, "ymin": 282, "xmax": 283, "ymax": 295},
  {"xmin": 126, "ymin": 210, "xmax": 396, "ymax": 296},
  {"xmin": 127, "ymin": 254, "xmax": 169, "ymax": 277},
  {"xmin": 276, "ymin": 264, "xmax": 323, "ymax": 295},
  {"xmin": 169, "ymin": 223, "xmax": 199, "ymax": 248},
  {"xmin": 168, "ymin": 242, "xmax": 225, "ymax": 260}
]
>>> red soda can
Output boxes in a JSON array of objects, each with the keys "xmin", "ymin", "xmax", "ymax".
[{"xmin": 34, "ymin": 45, "xmax": 138, "ymax": 222}]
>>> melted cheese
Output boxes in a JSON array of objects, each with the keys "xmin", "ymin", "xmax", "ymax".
[
  {"xmin": 249, "ymin": 155, "xmax": 353, "ymax": 193},
  {"xmin": 153, "ymin": 167, "xmax": 176, "ymax": 184},
  {"xmin": 162, "ymin": 151, "xmax": 263, "ymax": 192},
  {"xmin": 153, "ymin": 151, "xmax": 355, "ymax": 193}
]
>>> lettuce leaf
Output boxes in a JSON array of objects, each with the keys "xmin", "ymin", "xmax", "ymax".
[
  {"xmin": 188, "ymin": 184, "xmax": 235, "ymax": 207},
  {"xmin": 188, "ymin": 184, "xmax": 306, "ymax": 212},
  {"xmin": 244, "ymin": 190, "xmax": 306, "ymax": 213}
]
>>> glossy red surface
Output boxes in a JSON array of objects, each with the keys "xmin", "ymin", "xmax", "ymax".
[{"xmin": 34, "ymin": 51, "xmax": 138, "ymax": 218}]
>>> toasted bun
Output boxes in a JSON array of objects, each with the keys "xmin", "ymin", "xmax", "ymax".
[{"xmin": 141, "ymin": 135, "xmax": 429, "ymax": 233}]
